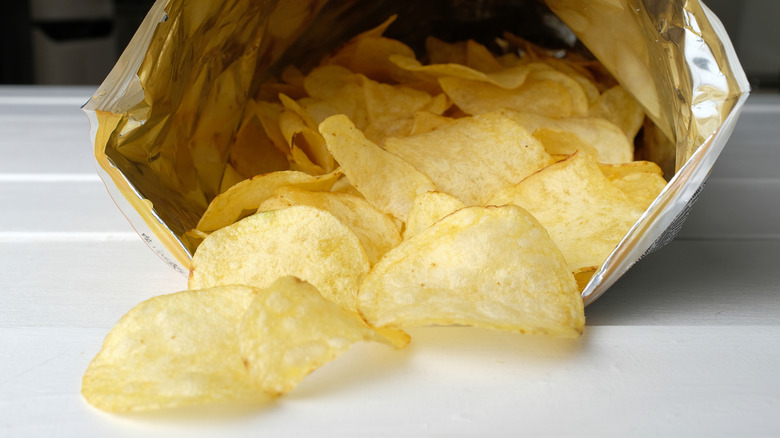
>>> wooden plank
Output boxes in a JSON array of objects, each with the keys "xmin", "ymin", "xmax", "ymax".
[
  {"xmin": 0, "ymin": 112, "xmax": 95, "ymax": 175},
  {"xmin": 676, "ymin": 178, "xmax": 780, "ymax": 239},
  {"xmin": 711, "ymin": 95, "xmax": 780, "ymax": 180},
  {"xmin": 1, "ymin": 325, "xmax": 778, "ymax": 437},
  {"xmin": 586, "ymin": 239, "xmax": 780, "ymax": 325},
  {"xmin": 0, "ymin": 240, "xmax": 186, "ymax": 330},
  {"xmin": 0, "ymin": 181, "xmax": 133, "ymax": 233}
]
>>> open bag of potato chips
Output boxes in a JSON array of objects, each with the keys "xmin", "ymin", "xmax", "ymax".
[{"xmin": 80, "ymin": 0, "xmax": 749, "ymax": 412}]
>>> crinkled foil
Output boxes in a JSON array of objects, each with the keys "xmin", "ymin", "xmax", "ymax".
[{"xmin": 83, "ymin": 0, "xmax": 750, "ymax": 303}]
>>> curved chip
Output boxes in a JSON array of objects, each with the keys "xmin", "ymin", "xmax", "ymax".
[
  {"xmin": 383, "ymin": 112, "xmax": 553, "ymax": 205},
  {"xmin": 240, "ymin": 277, "xmax": 395, "ymax": 395},
  {"xmin": 488, "ymin": 151, "xmax": 644, "ymax": 272},
  {"xmin": 319, "ymin": 114, "xmax": 437, "ymax": 221},
  {"xmin": 259, "ymin": 187, "xmax": 402, "ymax": 265},
  {"xmin": 403, "ymin": 191, "xmax": 465, "ymax": 240},
  {"xmin": 196, "ymin": 170, "xmax": 341, "ymax": 233},
  {"xmin": 82, "ymin": 285, "xmax": 269, "ymax": 412},
  {"xmin": 359, "ymin": 205, "xmax": 584, "ymax": 338},
  {"xmin": 499, "ymin": 109, "xmax": 634, "ymax": 164},
  {"xmin": 190, "ymin": 205, "xmax": 370, "ymax": 312}
]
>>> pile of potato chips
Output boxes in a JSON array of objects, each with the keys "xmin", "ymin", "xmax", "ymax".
[{"xmin": 82, "ymin": 16, "xmax": 667, "ymax": 412}]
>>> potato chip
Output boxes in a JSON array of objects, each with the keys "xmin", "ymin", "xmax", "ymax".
[
  {"xmin": 611, "ymin": 171, "xmax": 667, "ymax": 211},
  {"xmin": 384, "ymin": 112, "xmax": 553, "ymax": 205},
  {"xmin": 259, "ymin": 187, "xmax": 402, "ymax": 265},
  {"xmin": 465, "ymin": 39, "xmax": 503, "ymax": 73},
  {"xmin": 408, "ymin": 111, "xmax": 454, "ymax": 135},
  {"xmin": 598, "ymin": 160, "xmax": 664, "ymax": 180},
  {"xmin": 531, "ymin": 128, "xmax": 600, "ymax": 159},
  {"xmin": 302, "ymin": 65, "xmax": 359, "ymax": 100},
  {"xmin": 360, "ymin": 76, "xmax": 448, "ymax": 143},
  {"xmin": 239, "ymin": 276, "xmax": 393, "ymax": 395},
  {"xmin": 249, "ymin": 100, "xmax": 290, "ymax": 156},
  {"xmin": 440, "ymin": 75, "xmax": 580, "ymax": 118},
  {"xmin": 389, "ymin": 55, "xmax": 532, "ymax": 90},
  {"xmin": 358, "ymin": 205, "xmax": 584, "ymax": 337},
  {"xmin": 219, "ymin": 163, "xmax": 247, "ymax": 194},
  {"xmin": 82, "ymin": 285, "xmax": 269, "ymax": 412},
  {"xmin": 319, "ymin": 114, "xmax": 437, "ymax": 221},
  {"xmin": 228, "ymin": 113, "xmax": 290, "ymax": 180},
  {"xmin": 277, "ymin": 94, "xmax": 336, "ymax": 173},
  {"xmin": 542, "ymin": 57, "xmax": 601, "ymax": 104},
  {"xmin": 196, "ymin": 170, "xmax": 341, "ymax": 233},
  {"xmin": 573, "ymin": 266, "xmax": 598, "ymax": 293},
  {"xmin": 488, "ymin": 151, "xmax": 644, "ymax": 272},
  {"xmin": 425, "ymin": 36, "xmax": 467, "ymax": 65},
  {"xmin": 190, "ymin": 205, "xmax": 370, "ymax": 313},
  {"xmin": 589, "ymin": 85, "xmax": 645, "ymax": 140},
  {"xmin": 499, "ymin": 109, "xmax": 634, "ymax": 164},
  {"xmin": 403, "ymin": 191, "xmax": 465, "ymax": 240},
  {"xmin": 323, "ymin": 16, "xmax": 417, "ymax": 84}
]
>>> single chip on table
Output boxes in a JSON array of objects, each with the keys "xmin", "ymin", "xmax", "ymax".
[
  {"xmin": 258, "ymin": 186, "xmax": 402, "ymax": 265},
  {"xmin": 383, "ymin": 112, "xmax": 553, "ymax": 206},
  {"xmin": 240, "ymin": 276, "xmax": 395, "ymax": 395},
  {"xmin": 359, "ymin": 205, "xmax": 584, "ymax": 338},
  {"xmin": 82, "ymin": 285, "xmax": 268, "ymax": 412},
  {"xmin": 488, "ymin": 151, "xmax": 644, "ymax": 273},
  {"xmin": 319, "ymin": 114, "xmax": 437, "ymax": 221},
  {"xmin": 403, "ymin": 191, "xmax": 466, "ymax": 240},
  {"xmin": 190, "ymin": 205, "xmax": 370, "ymax": 313},
  {"xmin": 195, "ymin": 169, "xmax": 341, "ymax": 233}
]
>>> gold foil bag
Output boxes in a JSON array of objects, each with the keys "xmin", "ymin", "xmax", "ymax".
[{"xmin": 83, "ymin": 0, "xmax": 750, "ymax": 304}]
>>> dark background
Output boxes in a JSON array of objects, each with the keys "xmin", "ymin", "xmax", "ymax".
[{"xmin": 1, "ymin": 0, "xmax": 777, "ymax": 91}]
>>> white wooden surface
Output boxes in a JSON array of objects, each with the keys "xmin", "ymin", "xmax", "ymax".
[{"xmin": 1, "ymin": 86, "xmax": 779, "ymax": 437}]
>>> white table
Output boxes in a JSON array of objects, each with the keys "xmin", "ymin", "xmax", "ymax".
[{"xmin": 1, "ymin": 86, "xmax": 779, "ymax": 437}]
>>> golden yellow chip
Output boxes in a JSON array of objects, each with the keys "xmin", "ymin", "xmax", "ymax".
[
  {"xmin": 303, "ymin": 65, "xmax": 359, "ymax": 100},
  {"xmin": 531, "ymin": 128, "xmax": 601, "ymax": 159},
  {"xmin": 359, "ymin": 205, "xmax": 584, "ymax": 337},
  {"xmin": 588, "ymin": 85, "xmax": 645, "ymax": 140},
  {"xmin": 499, "ymin": 109, "xmax": 634, "ymax": 164},
  {"xmin": 319, "ymin": 114, "xmax": 437, "ymax": 221},
  {"xmin": 573, "ymin": 266, "xmax": 598, "ymax": 293},
  {"xmin": 324, "ymin": 16, "xmax": 416, "ymax": 84},
  {"xmin": 408, "ymin": 111, "xmax": 454, "ymax": 135},
  {"xmin": 440, "ymin": 75, "xmax": 578, "ymax": 118},
  {"xmin": 403, "ymin": 191, "xmax": 465, "ymax": 240},
  {"xmin": 229, "ymin": 112, "xmax": 290, "ymax": 180},
  {"xmin": 611, "ymin": 172, "xmax": 667, "ymax": 211},
  {"xmin": 259, "ymin": 187, "xmax": 402, "ymax": 265},
  {"xmin": 82, "ymin": 285, "xmax": 269, "ymax": 412},
  {"xmin": 218, "ymin": 163, "xmax": 247, "ymax": 194},
  {"xmin": 239, "ymin": 276, "xmax": 394, "ymax": 395},
  {"xmin": 425, "ymin": 36, "xmax": 467, "ymax": 65},
  {"xmin": 488, "ymin": 151, "xmax": 644, "ymax": 272},
  {"xmin": 196, "ymin": 169, "xmax": 341, "ymax": 233},
  {"xmin": 465, "ymin": 39, "xmax": 503, "ymax": 73},
  {"xmin": 249, "ymin": 100, "xmax": 290, "ymax": 157},
  {"xmin": 389, "ymin": 54, "xmax": 532, "ymax": 89},
  {"xmin": 384, "ymin": 112, "xmax": 553, "ymax": 205},
  {"xmin": 190, "ymin": 205, "xmax": 370, "ymax": 313},
  {"xmin": 599, "ymin": 160, "xmax": 664, "ymax": 180}
]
